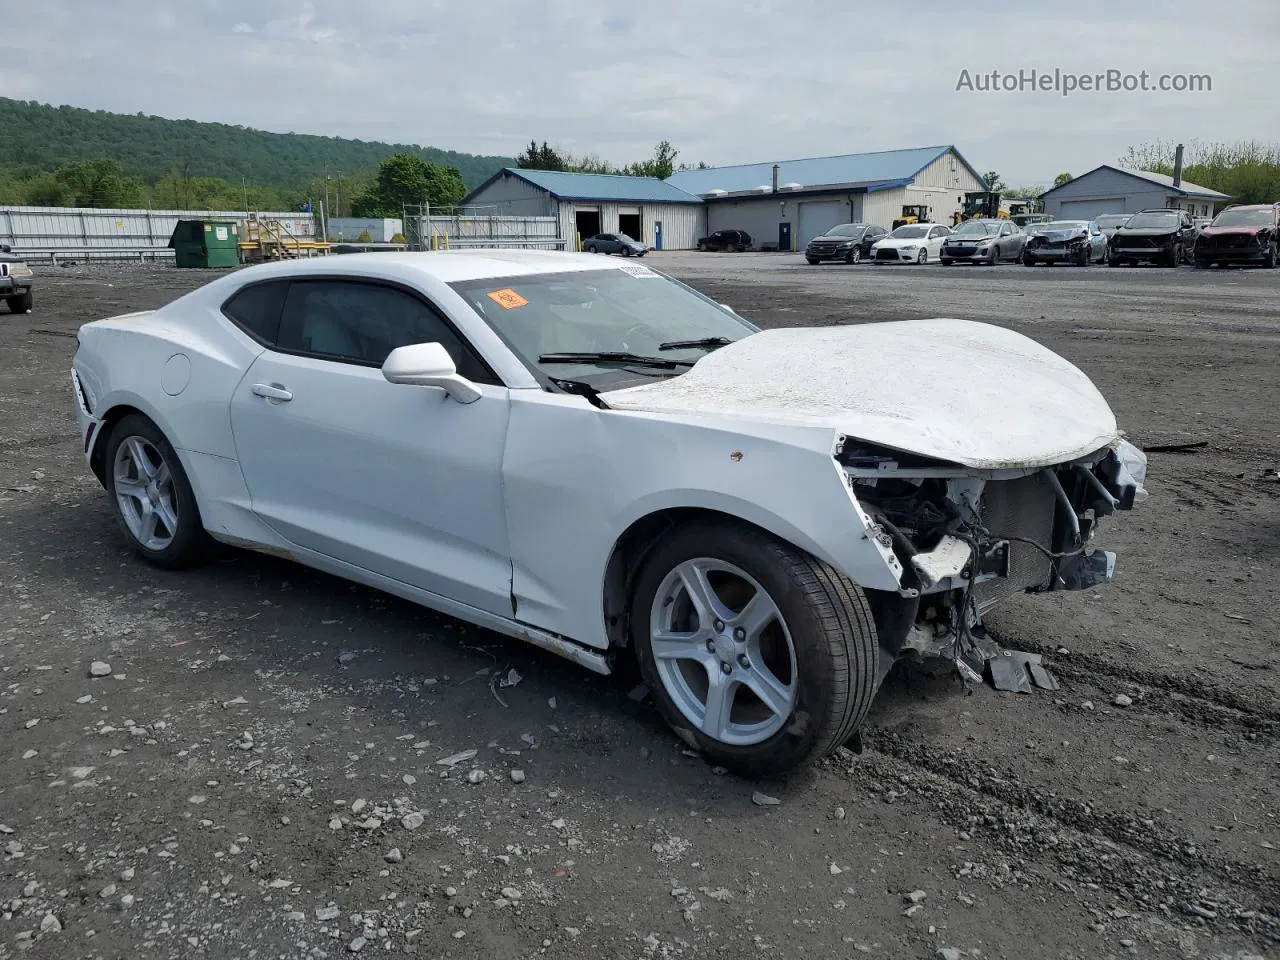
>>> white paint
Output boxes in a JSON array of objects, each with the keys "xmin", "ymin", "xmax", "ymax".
[
  {"xmin": 69, "ymin": 251, "xmax": 1131, "ymax": 675},
  {"xmin": 601, "ymin": 320, "xmax": 1120, "ymax": 470}
]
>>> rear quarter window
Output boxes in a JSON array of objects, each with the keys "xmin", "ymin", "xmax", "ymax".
[{"xmin": 221, "ymin": 280, "xmax": 288, "ymax": 344}]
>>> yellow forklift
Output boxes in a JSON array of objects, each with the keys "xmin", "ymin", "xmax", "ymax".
[
  {"xmin": 892, "ymin": 205, "xmax": 931, "ymax": 229},
  {"xmin": 953, "ymin": 191, "xmax": 1009, "ymax": 224}
]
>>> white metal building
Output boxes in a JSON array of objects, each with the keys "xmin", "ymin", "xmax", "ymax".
[
  {"xmin": 461, "ymin": 169, "xmax": 706, "ymax": 250},
  {"xmin": 665, "ymin": 146, "xmax": 988, "ymax": 251}
]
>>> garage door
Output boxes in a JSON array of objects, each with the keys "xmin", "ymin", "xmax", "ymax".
[
  {"xmin": 1059, "ymin": 199, "xmax": 1127, "ymax": 220},
  {"xmin": 798, "ymin": 201, "xmax": 847, "ymax": 246}
]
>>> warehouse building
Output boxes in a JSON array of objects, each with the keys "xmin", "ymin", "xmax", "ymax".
[
  {"xmin": 461, "ymin": 168, "xmax": 705, "ymax": 250},
  {"xmin": 1038, "ymin": 166, "xmax": 1230, "ymax": 220},
  {"xmin": 665, "ymin": 145, "xmax": 987, "ymax": 250}
]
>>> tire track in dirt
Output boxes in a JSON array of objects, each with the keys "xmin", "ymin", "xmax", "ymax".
[{"xmin": 837, "ymin": 737, "xmax": 1280, "ymax": 945}]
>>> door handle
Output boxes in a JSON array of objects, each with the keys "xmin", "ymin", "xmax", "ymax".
[{"xmin": 251, "ymin": 383, "xmax": 293, "ymax": 402}]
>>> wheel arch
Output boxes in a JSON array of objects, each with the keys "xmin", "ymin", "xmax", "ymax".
[
  {"xmin": 88, "ymin": 399, "xmax": 203, "ymax": 513},
  {"xmin": 601, "ymin": 504, "xmax": 839, "ymax": 652}
]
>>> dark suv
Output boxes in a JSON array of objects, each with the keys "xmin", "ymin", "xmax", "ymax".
[
  {"xmin": 697, "ymin": 229, "xmax": 752, "ymax": 252},
  {"xmin": 1107, "ymin": 208, "xmax": 1196, "ymax": 267},
  {"xmin": 805, "ymin": 223, "xmax": 887, "ymax": 264},
  {"xmin": 1193, "ymin": 204, "xmax": 1280, "ymax": 269}
]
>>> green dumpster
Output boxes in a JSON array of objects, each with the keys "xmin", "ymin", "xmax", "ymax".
[{"xmin": 169, "ymin": 219, "xmax": 241, "ymax": 268}]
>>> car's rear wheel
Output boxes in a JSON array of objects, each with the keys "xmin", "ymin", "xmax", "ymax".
[
  {"xmin": 105, "ymin": 413, "xmax": 212, "ymax": 569},
  {"xmin": 586, "ymin": 244, "xmax": 598, "ymax": 254},
  {"xmin": 6, "ymin": 291, "xmax": 32, "ymax": 313},
  {"xmin": 620, "ymin": 246, "xmax": 633, "ymax": 257},
  {"xmin": 631, "ymin": 522, "xmax": 878, "ymax": 778}
]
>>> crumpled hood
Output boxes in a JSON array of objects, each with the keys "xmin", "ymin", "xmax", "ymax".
[
  {"xmin": 600, "ymin": 319, "xmax": 1121, "ymax": 470},
  {"xmin": 1033, "ymin": 229, "xmax": 1086, "ymax": 243}
]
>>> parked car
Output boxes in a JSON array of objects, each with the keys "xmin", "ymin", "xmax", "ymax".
[
  {"xmin": 939, "ymin": 219, "xmax": 1026, "ymax": 265},
  {"xmin": 1021, "ymin": 220, "xmax": 1108, "ymax": 266},
  {"xmin": 804, "ymin": 223, "xmax": 887, "ymax": 264},
  {"xmin": 870, "ymin": 223, "xmax": 952, "ymax": 264},
  {"xmin": 1193, "ymin": 204, "xmax": 1280, "ymax": 269},
  {"xmin": 69, "ymin": 250, "xmax": 1146, "ymax": 778},
  {"xmin": 1107, "ymin": 209, "xmax": 1196, "ymax": 267},
  {"xmin": 0, "ymin": 243, "xmax": 34, "ymax": 314},
  {"xmin": 1094, "ymin": 214, "xmax": 1132, "ymax": 239},
  {"xmin": 584, "ymin": 233, "xmax": 648, "ymax": 256},
  {"xmin": 697, "ymin": 229, "xmax": 752, "ymax": 252}
]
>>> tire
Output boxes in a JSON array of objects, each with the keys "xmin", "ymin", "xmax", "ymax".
[
  {"xmin": 6, "ymin": 291, "xmax": 32, "ymax": 313},
  {"xmin": 586, "ymin": 245, "xmax": 598, "ymax": 254},
  {"xmin": 697, "ymin": 242, "xmax": 706, "ymax": 252},
  {"xmin": 104, "ymin": 413, "xmax": 213, "ymax": 569},
  {"xmin": 1075, "ymin": 246, "xmax": 1089, "ymax": 267},
  {"xmin": 940, "ymin": 258, "xmax": 953, "ymax": 266},
  {"xmin": 1167, "ymin": 244, "xmax": 1181, "ymax": 267},
  {"xmin": 631, "ymin": 521, "xmax": 878, "ymax": 778},
  {"xmin": 1022, "ymin": 254, "xmax": 1035, "ymax": 267},
  {"xmin": 1108, "ymin": 256, "xmax": 1121, "ymax": 267},
  {"xmin": 987, "ymin": 247, "xmax": 998, "ymax": 266},
  {"xmin": 806, "ymin": 257, "xmax": 819, "ymax": 265},
  {"xmin": 916, "ymin": 249, "xmax": 927, "ymax": 265},
  {"xmin": 1265, "ymin": 243, "xmax": 1278, "ymax": 269},
  {"xmin": 848, "ymin": 246, "xmax": 862, "ymax": 264},
  {"xmin": 1194, "ymin": 258, "xmax": 1210, "ymax": 269},
  {"xmin": 620, "ymin": 246, "xmax": 632, "ymax": 257}
]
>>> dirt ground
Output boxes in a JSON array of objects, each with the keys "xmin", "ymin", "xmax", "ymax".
[{"xmin": 1, "ymin": 253, "xmax": 1276, "ymax": 960}]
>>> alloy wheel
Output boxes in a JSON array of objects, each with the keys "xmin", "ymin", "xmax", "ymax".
[
  {"xmin": 112, "ymin": 436, "xmax": 179, "ymax": 551},
  {"xmin": 648, "ymin": 558, "xmax": 798, "ymax": 747}
]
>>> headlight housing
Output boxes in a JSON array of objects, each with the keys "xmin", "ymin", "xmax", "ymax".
[{"xmin": 9, "ymin": 262, "xmax": 33, "ymax": 278}]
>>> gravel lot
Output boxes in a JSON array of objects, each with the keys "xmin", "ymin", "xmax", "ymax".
[{"xmin": 1, "ymin": 253, "xmax": 1277, "ymax": 960}]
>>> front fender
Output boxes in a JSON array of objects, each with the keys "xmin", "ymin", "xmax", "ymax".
[{"xmin": 502, "ymin": 392, "xmax": 905, "ymax": 650}]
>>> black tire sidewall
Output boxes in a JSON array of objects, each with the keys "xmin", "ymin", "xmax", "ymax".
[
  {"xmin": 631, "ymin": 523, "xmax": 871, "ymax": 776},
  {"xmin": 104, "ymin": 413, "xmax": 208, "ymax": 568}
]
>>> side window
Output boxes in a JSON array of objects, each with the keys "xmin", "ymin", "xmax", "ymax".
[
  {"xmin": 221, "ymin": 279, "xmax": 289, "ymax": 344},
  {"xmin": 276, "ymin": 279, "xmax": 495, "ymax": 383}
]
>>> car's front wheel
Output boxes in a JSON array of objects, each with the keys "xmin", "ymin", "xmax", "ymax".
[
  {"xmin": 5, "ymin": 291, "xmax": 32, "ymax": 314},
  {"xmin": 631, "ymin": 522, "xmax": 878, "ymax": 778},
  {"xmin": 105, "ymin": 413, "xmax": 212, "ymax": 569},
  {"xmin": 916, "ymin": 249, "xmax": 927, "ymax": 265},
  {"xmin": 847, "ymin": 247, "xmax": 862, "ymax": 264}
]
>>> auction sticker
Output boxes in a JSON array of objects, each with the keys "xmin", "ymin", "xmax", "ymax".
[{"xmin": 487, "ymin": 288, "xmax": 529, "ymax": 309}]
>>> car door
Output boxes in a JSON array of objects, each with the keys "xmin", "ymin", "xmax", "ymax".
[
  {"xmin": 226, "ymin": 276, "xmax": 515, "ymax": 617},
  {"xmin": 927, "ymin": 225, "xmax": 949, "ymax": 257}
]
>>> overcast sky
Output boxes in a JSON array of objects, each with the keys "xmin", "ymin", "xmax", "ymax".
[{"xmin": 2, "ymin": 0, "xmax": 1275, "ymax": 187}]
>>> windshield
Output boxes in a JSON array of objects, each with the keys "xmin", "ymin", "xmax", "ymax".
[
  {"xmin": 1123, "ymin": 211, "xmax": 1179, "ymax": 229},
  {"xmin": 1095, "ymin": 215, "xmax": 1129, "ymax": 228},
  {"xmin": 823, "ymin": 224, "xmax": 864, "ymax": 238},
  {"xmin": 449, "ymin": 266, "xmax": 757, "ymax": 389},
  {"xmin": 888, "ymin": 225, "xmax": 928, "ymax": 239},
  {"xmin": 1210, "ymin": 209, "xmax": 1276, "ymax": 228},
  {"xmin": 617, "ymin": 233, "xmax": 638, "ymax": 243},
  {"xmin": 952, "ymin": 221, "xmax": 997, "ymax": 237}
]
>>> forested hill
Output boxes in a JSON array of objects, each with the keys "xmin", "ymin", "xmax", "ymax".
[{"xmin": 0, "ymin": 98, "xmax": 512, "ymax": 190}]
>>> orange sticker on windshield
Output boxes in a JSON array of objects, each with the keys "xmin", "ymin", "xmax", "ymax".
[{"xmin": 487, "ymin": 288, "xmax": 528, "ymax": 309}]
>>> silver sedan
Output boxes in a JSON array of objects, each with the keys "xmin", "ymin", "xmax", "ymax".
[{"xmin": 1021, "ymin": 220, "xmax": 1108, "ymax": 266}]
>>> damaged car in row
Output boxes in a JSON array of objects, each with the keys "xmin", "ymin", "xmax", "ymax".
[{"xmin": 69, "ymin": 250, "xmax": 1148, "ymax": 778}]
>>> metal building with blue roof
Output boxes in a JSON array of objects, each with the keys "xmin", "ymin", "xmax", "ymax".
[{"xmin": 461, "ymin": 145, "xmax": 986, "ymax": 251}]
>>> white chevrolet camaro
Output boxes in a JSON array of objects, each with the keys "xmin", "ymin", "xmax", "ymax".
[{"xmin": 71, "ymin": 250, "xmax": 1147, "ymax": 777}]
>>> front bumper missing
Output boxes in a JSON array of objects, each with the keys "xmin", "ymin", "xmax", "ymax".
[{"xmin": 844, "ymin": 437, "xmax": 1147, "ymax": 695}]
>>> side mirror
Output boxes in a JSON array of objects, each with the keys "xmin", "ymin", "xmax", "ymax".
[{"xmin": 381, "ymin": 342, "xmax": 482, "ymax": 404}]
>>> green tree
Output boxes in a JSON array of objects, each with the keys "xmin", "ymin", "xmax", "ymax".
[
  {"xmin": 45, "ymin": 159, "xmax": 145, "ymax": 207},
  {"xmin": 1052, "ymin": 172, "xmax": 1073, "ymax": 188},
  {"xmin": 1120, "ymin": 139, "xmax": 1280, "ymax": 204},
  {"xmin": 982, "ymin": 170, "xmax": 1006, "ymax": 192},
  {"xmin": 516, "ymin": 140, "xmax": 568, "ymax": 171},
  {"xmin": 625, "ymin": 141, "xmax": 679, "ymax": 179},
  {"xmin": 351, "ymin": 152, "xmax": 467, "ymax": 216}
]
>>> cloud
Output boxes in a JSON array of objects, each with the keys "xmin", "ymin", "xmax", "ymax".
[{"xmin": 0, "ymin": 0, "xmax": 1274, "ymax": 184}]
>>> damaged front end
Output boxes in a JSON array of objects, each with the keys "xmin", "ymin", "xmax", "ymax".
[{"xmin": 838, "ymin": 436, "xmax": 1148, "ymax": 691}]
